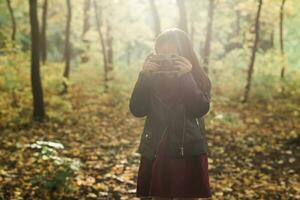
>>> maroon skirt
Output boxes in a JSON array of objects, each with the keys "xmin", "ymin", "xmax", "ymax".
[{"xmin": 136, "ymin": 133, "xmax": 212, "ymax": 199}]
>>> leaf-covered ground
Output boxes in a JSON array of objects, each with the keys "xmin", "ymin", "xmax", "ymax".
[{"xmin": 0, "ymin": 84, "xmax": 299, "ymax": 200}]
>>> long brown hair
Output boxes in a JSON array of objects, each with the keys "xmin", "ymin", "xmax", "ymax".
[{"xmin": 154, "ymin": 28, "xmax": 211, "ymax": 101}]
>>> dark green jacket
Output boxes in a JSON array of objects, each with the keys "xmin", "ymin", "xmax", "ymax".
[{"xmin": 129, "ymin": 70, "xmax": 211, "ymax": 160}]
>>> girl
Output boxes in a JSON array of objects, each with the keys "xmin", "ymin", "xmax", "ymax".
[{"xmin": 129, "ymin": 28, "xmax": 212, "ymax": 200}]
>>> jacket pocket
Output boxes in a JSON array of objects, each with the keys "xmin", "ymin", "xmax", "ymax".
[
  {"xmin": 142, "ymin": 129, "xmax": 153, "ymax": 141},
  {"xmin": 142, "ymin": 116, "xmax": 153, "ymax": 140},
  {"xmin": 138, "ymin": 129, "xmax": 153, "ymax": 154},
  {"xmin": 195, "ymin": 118, "xmax": 203, "ymax": 134},
  {"xmin": 197, "ymin": 117, "xmax": 207, "ymax": 135},
  {"xmin": 184, "ymin": 118, "xmax": 204, "ymax": 143}
]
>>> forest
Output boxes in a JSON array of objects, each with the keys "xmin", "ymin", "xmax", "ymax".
[{"xmin": 0, "ymin": 0, "xmax": 299, "ymax": 199}]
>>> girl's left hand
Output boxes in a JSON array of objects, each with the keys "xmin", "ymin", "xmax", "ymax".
[{"xmin": 173, "ymin": 56, "xmax": 192, "ymax": 75}]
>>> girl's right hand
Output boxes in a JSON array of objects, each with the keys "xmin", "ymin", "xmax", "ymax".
[{"xmin": 141, "ymin": 53, "xmax": 160, "ymax": 72}]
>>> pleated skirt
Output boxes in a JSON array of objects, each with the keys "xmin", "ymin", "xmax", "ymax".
[{"xmin": 136, "ymin": 133, "xmax": 212, "ymax": 198}]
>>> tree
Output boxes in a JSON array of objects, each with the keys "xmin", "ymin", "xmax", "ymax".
[
  {"xmin": 81, "ymin": 0, "xmax": 91, "ymax": 63},
  {"xmin": 189, "ymin": 2, "xmax": 197, "ymax": 43},
  {"xmin": 62, "ymin": 0, "xmax": 72, "ymax": 93},
  {"xmin": 202, "ymin": 0, "xmax": 215, "ymax": 74},
  {"xmin": 94, "ymin": 1, "xmax": 108, "ymax": 91},
  {"xmin": 279, "ymin": 0, "xmax": 287, "ymax": 79},
  {"xmin": 190, "ymin": 14, "xmax": 195, "ymax": 43},
  {"xmin": 235, "ymin": 9, "xmax": 241, "ymax": 36},
  {"xmin": 82, "ymin": 0, "xmax": 91, "ymax": 40},
  {"xmin": 40, "ymin": 0, "xmax": 48, "ymax": 64},
  {"xmin": 6, "ymin": 0, "xmax": 16, "ymax": 42},
  {"xmin": 242, "ymin": 0, "xmax": 263, "ymax": 103},
  {"xmin": 126, "ymin": 41, "xmax": 132, "ymax": 66},
  {"xmin": 176, "ymin": 0, "xmax": 188, "ymax": 33},
  {"xmin": 106, "ymin": 18, "xmax": 113, "ymax": 78},
  {"xmin": 269, "ymin": 26, "xmax": 274, "ymax": 48},
  {"xmin": 149, "ymin": 0, "xmax": 161, "ymax": 37},
  {"xmin": 29, "ymin": 0, "xmax": 46, "ymax": 121}
]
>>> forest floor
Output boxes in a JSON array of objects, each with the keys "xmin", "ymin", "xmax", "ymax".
[{"xmin": 0, "ymin": 83, "xmax": 299, "ymax": 200}]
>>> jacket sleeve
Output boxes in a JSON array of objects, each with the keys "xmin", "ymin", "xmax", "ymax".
[
  {"xmin": 177, "ymin": 71, "xmax": 211, "ymax": 118},
  {"xmin": 129, "ymin": 71, "xmax": 153, "ymax": 118}
]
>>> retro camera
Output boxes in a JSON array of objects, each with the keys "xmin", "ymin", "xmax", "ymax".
[{"xmin": 149, "ymin": 54, "xmax": 179, "ymax": 71}]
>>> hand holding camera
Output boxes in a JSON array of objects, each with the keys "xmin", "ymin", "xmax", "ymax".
[
  {"xmin": 144, "ymin": 53, "xmax": 192, "ymax": 76},
  {"xmin": 140, "ymin": 53, "xmax": 193, "ymax": 103},
  {"xmin": 172, "ymin": 55, "xmax": 192, "ymax": 76},
  {"xmin": 141, "ymin": 52, "xmax": 160, "ymax": 72}
]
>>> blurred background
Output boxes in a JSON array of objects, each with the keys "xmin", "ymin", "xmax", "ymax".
[{"xmin": 0, "ymin": 0, "xmax": 299, "ymax": 199}]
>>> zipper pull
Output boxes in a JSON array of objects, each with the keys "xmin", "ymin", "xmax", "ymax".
[
  {"xmin": 180, "ymin": 145, "xmax": 184, "ymax": 156},
  {"xmin": 196, "ymin": 118, "xmax": 199, "ymax": 126},
  {"xmin": 180, "ymin": 106, "xmax": 186, "ymax": 157},
  {"xmin": 154, "ymin": 126, "xmax": 168, "ymax": 159}
]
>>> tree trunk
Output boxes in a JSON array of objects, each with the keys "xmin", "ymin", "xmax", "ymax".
[
  {"xmin": 236, "ymin": 10, "xmax": 241, "ymax": 36},
  {"xmin": 40, "ymin": 0, "xmax": 48, "ymax": 64},
  {"xmin": 279, "ymin": 0, "xmax": 286, "ymax": 79},
  {"xmin": 190, "ymin": 19, "xmax": 195, "ymax": 43},
  {"xmin": 106, "ymin": 19, "xmax": 113, "ymax": 80},
  {"xmin": 6, "ymin": 0, "xmax": 16, "ymax": 42},
  {"xmin": 62, "ymin": 0, "xmax": 72, "ymax": 93},
  {"xmin": 203, "ymin": 0, "xmax": 215, "ymax": 74},
  {"xmin": 176, "ymin": 0, "xmax": 188, "ymax": 33},
  {"xmin": 189, "ymin": 2, "xmax": 196, "ymax": 43},
  {"xmin": 82, "ymin": 0, "xmax": 91, "ymax": 40},
  {"xmin": 127, "ymin": 42, "xmax": 131, "ymax": 66},
  {"xmin": 94, "ymin": 1, "xmax": 108, "ymax": 91},
  {"xmin": 81, "ymin": 0, "xmax": 91, "ymax": 63},
  {"xmin": 7, "ymin": 0, "xmax": 17, "ymax": 106},
  {"xmin": 242, "ymin": 0, "xmax": 263, "ymax": 103},
  {"xmin": 270, "ymin": 26, "xmax": 274, "ymax": 48},
  {"xmin": 29, "ymin": 0, "xmax": 45, "ymax": 121},
  {"xmin": 149, "ymin": 0, "xmax": 161, "ymax": 37}
]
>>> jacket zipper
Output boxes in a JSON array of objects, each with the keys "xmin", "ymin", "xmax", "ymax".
[
  {"xmin": 154, "ymin": 126, "xmax": 168, "ymax": 158},
  {"xmin": 180, "ymin": 107, "xmax": 186, "ymax": 156},
  {"xmin": 152, "ymin": 93, "xmax": 186, "ymax": 157},
  {"xmin": 196, "ymin": 117, "xmax": 199, "ymax": 127}
]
